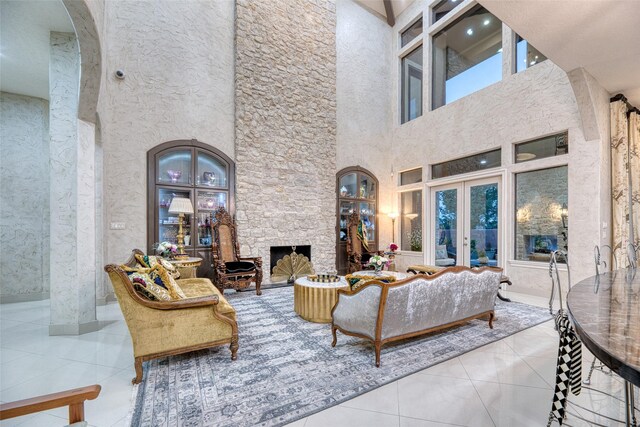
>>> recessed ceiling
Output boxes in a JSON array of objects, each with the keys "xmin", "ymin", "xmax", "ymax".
[
  {"xmin": 0, "ymin": 0, "xmax": 75, "ymax": 100},
  {"xmin": 479, "ymin": 0, "xmax": 640, "ymax": 107}
]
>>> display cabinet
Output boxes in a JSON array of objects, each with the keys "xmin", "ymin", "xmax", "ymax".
[
  {"xmin": 148, "ymin": 140, "xmax": 235, "ymax": 279},
  {"xmin": 336, "ymin": 167, "xmax": 378, "ymax": 274}
]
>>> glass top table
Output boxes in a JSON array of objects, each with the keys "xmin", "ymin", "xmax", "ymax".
[{"xmin": 567, "ymin": 268, "xmax": 640, "ymax": 387}]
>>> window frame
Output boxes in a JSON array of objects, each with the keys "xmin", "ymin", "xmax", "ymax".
[{"xmin": 428, "ymin": 3, "xmax": 504, "ymax": 110}]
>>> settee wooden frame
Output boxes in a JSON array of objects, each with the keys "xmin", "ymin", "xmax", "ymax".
[
  {"xmin": 211, "ymin": 207, "xmax": 263, "ymax": 295},
  {"xmin": 104, "ymin": 249, "xmax": 238, "ymax": 384},
  {"xmin": 0, "ymin": 384, "xmax": 101, "ymax": 424},
  {"xmin": 331, "ymin": 266, "xmax": 499, "ymax": 367}
]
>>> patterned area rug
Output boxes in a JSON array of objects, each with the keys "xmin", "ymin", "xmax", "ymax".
[{"xmin": 130, "ymin": 287, "xmax": 551, "ymax": 427}]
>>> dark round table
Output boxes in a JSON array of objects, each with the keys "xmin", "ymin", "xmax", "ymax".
[{"xmin": 567, "ymin": 268, "xmax": 640, "ymax": 387}]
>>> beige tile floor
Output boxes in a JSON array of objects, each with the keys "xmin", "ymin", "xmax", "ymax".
[{"xmin": 0, "ymin": 291, "xmax": 633, "ymax": 426}]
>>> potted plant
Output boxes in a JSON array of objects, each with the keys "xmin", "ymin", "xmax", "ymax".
[{"xmin": 478, "ymin": 249, "xmax": 489, "ymax": 265}]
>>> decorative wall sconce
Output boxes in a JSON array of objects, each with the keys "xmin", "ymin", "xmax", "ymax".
[{"xmin": 404, "ymin": 213, "xmax": 418, "ymax": 220}]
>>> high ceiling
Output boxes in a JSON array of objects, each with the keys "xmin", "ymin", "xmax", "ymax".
[
  {"xmin": 479, "ymin": 0, "xmax": 640, "ymax": 107},
  {"xmin": 0, "ymin": 0, "xmax": 75, "ymax": 100},
  {"xmin": 355, "ymin": 0, "xmax": 416, "ymax": 24}
]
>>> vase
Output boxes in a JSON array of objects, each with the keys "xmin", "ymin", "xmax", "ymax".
[{"xmin": 374, "ymin": 265, "xmax": 383, "ymax": 275}]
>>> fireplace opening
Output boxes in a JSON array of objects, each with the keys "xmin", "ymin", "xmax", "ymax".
[{"xmin": 269, "ymin": 245, "xmax": 312, "ymax": 284}]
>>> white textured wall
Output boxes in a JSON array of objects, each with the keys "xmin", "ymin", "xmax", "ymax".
[
  {"xmin": 101, "ymin": 0, "xmax": 235, "ymax": 264},
  {"xmin": 389, "ymin": 0, "xmax": 610, "ymax": 295},
  {"xmin": 0, "ymin": 92, "xmax": 50, "ymax": 301},
  {"xmin": 336, "ymin": 0, "xmax": 394, "ymax": 248}
]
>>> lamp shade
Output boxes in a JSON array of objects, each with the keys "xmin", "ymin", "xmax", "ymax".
[
  {"xmin": 387, "ymin": 212, "xmax": 399, "ymax": 220},
  {"xmin": 168, "ymin": 197, "xmax": 194, "ymax": 214}
]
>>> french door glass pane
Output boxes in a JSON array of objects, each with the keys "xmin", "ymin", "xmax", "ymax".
[
  {"xmin": 469, "ymin": 183, "xmax": 499, "ymax": 266},
  {"xmin": 158, "ymin": 188, "xmax": 191, "ymax": 245},
  {"xmin": 435, "ymin": 189, "xmax": 457, "ymax": 266},
  {"xmin": 359, "ymin": 202, "xmax": 376, "ymax": 243}
]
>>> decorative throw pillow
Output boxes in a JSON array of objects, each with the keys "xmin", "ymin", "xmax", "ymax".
[
  {"xmin": 122, "ymin": 264, "xmax": 185, "ymax": 300},
  {"xmin": 435, "ymin": 245, "xmax": 448, "ymax": 260},
  {"xmin": 344, "ymin": 274, "xmax": 396, "ymax": 291},
  {"xmin": 135, "ymin": 254, "xmax": 181, "ymax": 279},
  {"xmin": 121, "ymin": 266, "xmax": 173, "ymax": 301}
]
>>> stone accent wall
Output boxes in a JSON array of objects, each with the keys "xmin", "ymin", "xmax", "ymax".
[{"xmin": 235, "ymin": 0, "xmax": 337, "ymax": 278}]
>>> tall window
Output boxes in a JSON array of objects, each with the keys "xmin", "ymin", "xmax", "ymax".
[
  {"xmin": 401, "ymin": 46, "xmax": 423, "ymax": 123},
  {"xmin": 432, "ymin": 5, "xmax": 502, "ymax": 109},
  {"xmin": 515, "ymin": 166, "xmax": 568, "ymax": 263},
  {"xmin": 401, "ymin": 190, "xmax": 423, "ymax": 251},
  {"xmin": 516, "ymin": 34, "xmax": 547, "ymax": 73}
]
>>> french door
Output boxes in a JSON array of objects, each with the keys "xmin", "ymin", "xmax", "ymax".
[{"xmin": 430, "ymin": 177, "xmax": 501, "ymax": 267}]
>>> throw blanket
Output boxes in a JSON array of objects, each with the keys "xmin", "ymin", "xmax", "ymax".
[
  {"xmin": 549, "ymin": 310, "xmax": 582, "ymax": 425},
  {"xmin": 357, "ymin": 220, "xmax": 369, "ymax": 251}
]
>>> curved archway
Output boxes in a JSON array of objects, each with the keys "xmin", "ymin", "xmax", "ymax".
[
  {"xmin": 62, "ymin": 0, "xmax": 102, "ymax": 123},
  {"xmin": 336, "ymin": 166, "xmax": 379, "ymax": 274}
]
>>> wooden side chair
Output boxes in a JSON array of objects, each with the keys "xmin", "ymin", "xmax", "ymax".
[
  {"xmin": 346, "ymin": 212, "xmax": 381, "ymax": 274},
  {"xmin": 0, "ymin": 385, "xmax": 101, "ymax": 426},
  {"xmin": 211, "ymin": 207, "xmax": 263, "ymax": 295}
]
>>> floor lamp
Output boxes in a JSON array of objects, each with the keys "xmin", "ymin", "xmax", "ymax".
[{"xmin": 387, "ymin": 212, "xmax": 398, "ymax": 243}]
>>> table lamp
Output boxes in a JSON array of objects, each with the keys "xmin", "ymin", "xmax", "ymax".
[{"xmin": 168, "ymin": 197, "xmax": 194, "ymax": 260}]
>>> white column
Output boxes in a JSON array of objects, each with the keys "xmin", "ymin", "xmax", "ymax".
[{"xmin": 49, "ymin": 31, "xmax": 98, "ymax": 335}]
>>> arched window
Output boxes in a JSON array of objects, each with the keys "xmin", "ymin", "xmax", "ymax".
[
  {"xmin": 336, "ymin": 166, "xmax": 378, "ymax": 274},
  {"xmin": 147, "ymin": 139, "xmax": 235, "ymax": 278}
]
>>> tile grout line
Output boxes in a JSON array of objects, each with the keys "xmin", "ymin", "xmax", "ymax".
[{"xmin": 459, "ymin": 355, "xmax": 498, "ymax": 427}]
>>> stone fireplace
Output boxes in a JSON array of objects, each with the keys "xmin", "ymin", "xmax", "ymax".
[{"xmin": 233, "ymin": 0, "xmax": 337, "ymax": 280}]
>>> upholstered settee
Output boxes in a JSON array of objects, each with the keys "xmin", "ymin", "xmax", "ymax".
[
  {"xmin": 104, "ymin": 249, "xmax": 238, "ymax": 384},
  {"xmin": 331, "ymin": 266, "xmax": 502, "ymax": 367}
]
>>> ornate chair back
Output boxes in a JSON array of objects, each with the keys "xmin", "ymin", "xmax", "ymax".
[
  {"xmin": 548, "ymin": 250, "xmax": 571, "ymax": 315},
  {"xmin": 348, "ymin": 220, "xmax": 363, "ymax": 256},
  {"xmin": 594, "ymin": 245, "xmax": 618, "ymax": 276},
  {"xmin": 212, "ymin": 208, "xmax": 239, "ymax": 264}
]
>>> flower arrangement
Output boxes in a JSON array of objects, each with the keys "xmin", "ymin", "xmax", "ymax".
[
  {"xmin": 389, "ymin": 243, "xmax": 398, "ymax": 252},
  {"xmin": 367, "ymin": 254, "xmax": 390, "ymax": 273},
  {"xmin": 154, "ymin": 241, "xmax": 177, "ymax": 258}
]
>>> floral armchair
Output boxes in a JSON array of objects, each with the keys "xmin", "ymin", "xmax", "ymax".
[
  {"xmin": 346, "ymin": 212, "xmax": 382, "ymax": 274},
  {"xmin": 211, "ymin": 207, "xmax": 263, "ymax": 295}
]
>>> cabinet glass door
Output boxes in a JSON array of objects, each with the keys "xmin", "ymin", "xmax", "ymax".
[
  {"xmin": 157, "ymin": 149, "xmax": 192, "ymax": 185},
  {"xmin": 196, "ymin": 151, "xmax": 228, "ymax": 188},
  {"xmin": 339, "ymin": 173, "xmax": 357, "ymax": 198},
  {"xmin": 359, "ymin": 174, "xmax": 376, "ymax": 200},
  {"xmin": 196, "ymin": 190, "xmax": 227, "ymax": 247},
  {"xmin": 339, "ymin": 201, "xmax": 355, "ymax": 242},
  {"xmin": 157, "ymin": 188, "xmax": 192, "ymax": 245},
  {"xmin": 359, "ymin": 202, "xmax": 376, "ymax": 245}
]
